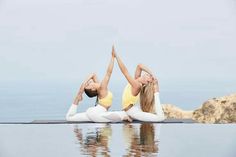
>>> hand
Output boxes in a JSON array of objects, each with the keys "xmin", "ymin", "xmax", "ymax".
[
  {"xmin": 123, "ymin": 115, "xmax": 133, "ymax": 122},
  {"xmin": 154, "ymin": 77, "xmax": 158, "ymax": 84},
  {"xmin": 112, "ymin": 45, "xmax": 116, "ymax": 58},
  {"xmin": 152, "ymin": 77, "xmax": 159, "ymax": 92},
  {"xmin": 150, "ymin": 75, "xmax": 157, "ymax": 83}
]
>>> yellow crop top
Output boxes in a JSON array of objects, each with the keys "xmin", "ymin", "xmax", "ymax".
[
  {"xmin": 122, "ymin": 84, "xmax": 140, "ymax": 109},
  {"xmin": 98, "ymin": 91, "xmax": 113, "ymax": 108}
]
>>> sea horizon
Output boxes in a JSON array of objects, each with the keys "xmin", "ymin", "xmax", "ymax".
[{"xmin": 0, "ymin": 79, "xmax": 235, "ymax": 122}]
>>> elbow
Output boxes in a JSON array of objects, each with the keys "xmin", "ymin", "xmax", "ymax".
[
  {"xmin": 137, "ymin": 63, "xmax": 143, "ymax": 69},
  {"xmin": 92, "ymin": 73, "xmax": 97, "ymax": 78},
  {"xmin": 89, "ymin": 73, "xmax": 96, "ymax": 77}
]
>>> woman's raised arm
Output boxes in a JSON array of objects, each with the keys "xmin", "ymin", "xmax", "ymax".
[
  {"xmin": 99, "ymin": 46, "xmax": 115, "ymax": 96},
  {"xmin": 134, "ymin": 64, "xmax": 154, "ymax": 79},
  {"xmin": 114, "ymin": 52, "xmax": 140, "ymax": 90}
]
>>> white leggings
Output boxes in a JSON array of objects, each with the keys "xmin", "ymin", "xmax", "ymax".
[
  {"xmin": 103, "ymin": 92, "xmax": 165, "ymax": 122},
  {"xmin": 66, "ymin": 104, "xmax": 91, "ymax": 122},
  {"xmin": 66, "ymin": 104, "xmax": 127, "ymax": 122}
]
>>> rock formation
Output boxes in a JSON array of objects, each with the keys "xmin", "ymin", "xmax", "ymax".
[
  {"xmin": 162, "ymin": 104, "xmax": 193, "ymax": 119},
  {"xmin": 192, "ymin": 94, "xmax": 236, "ymax": 123},
  {"xmin": 162, "ymin": 94, "xmax": 236, "ymax": 123}
]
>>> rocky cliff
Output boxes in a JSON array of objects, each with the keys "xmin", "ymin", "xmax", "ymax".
[{"xmin": 162, "ymin": 94, "xmax": 236, "ymax": 123}]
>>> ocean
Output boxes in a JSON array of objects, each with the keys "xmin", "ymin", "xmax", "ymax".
[
  {"xmin": 0, "ymin": 80, "xmax": 235, "ymax": 122},
  {"xmin": 0, "ymin": 80, "xmax": 236, "ymax": 157}
]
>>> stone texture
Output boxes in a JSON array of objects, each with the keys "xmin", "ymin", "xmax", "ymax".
[
  {"xmin": 162, "ymin": 93, "xmax": 236, "ymax": 123},
  {"xmin": 162, "ymin": 104, "xmax": 193, "ymax": 119},
  {"xmin": 192, "ymin": 94, "xmax": 236, "ymax": 123}
]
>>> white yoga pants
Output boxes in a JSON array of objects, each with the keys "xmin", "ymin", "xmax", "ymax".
[
  {"xmin": 104, "ymin": 92, "xmax": 165, "ymax": 122},
  {"xmin": 66, "ymin": 104, "xmax": 127, "ymax": 122}
]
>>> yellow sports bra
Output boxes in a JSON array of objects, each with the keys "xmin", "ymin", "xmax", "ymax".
[
  {"xmin": 98, "ymin": 91, "xmax": 113, "ymax": 108},
  {"xmin": 122, "ymin": 84, "xmax": 140, "ymax": 110}
]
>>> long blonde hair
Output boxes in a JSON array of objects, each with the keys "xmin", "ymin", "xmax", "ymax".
[{"xmin": 140, "ymin": 82, "xmax": 155, "ymax": 113}]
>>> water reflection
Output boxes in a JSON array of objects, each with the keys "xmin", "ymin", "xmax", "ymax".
[
  {"xmin": 123, "ymin": 123, "xmax": 159, "ymax": 157},
  {"xmin": 74, "ymin": 124, "xmax": 112, "ymax": 157},
  {"xmin": 73, "ymin": 123, "xmax": 159, "ymax": 156}
]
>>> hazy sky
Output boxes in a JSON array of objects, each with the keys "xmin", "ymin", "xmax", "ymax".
[{"xmin": 0, "ymin": 0, "xmax": 236, "ymax": 85}]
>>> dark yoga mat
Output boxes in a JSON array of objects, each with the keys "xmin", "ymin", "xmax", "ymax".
[{"xmin": 0, "ymin": 118, "xmax": 196, "ymax": 124}]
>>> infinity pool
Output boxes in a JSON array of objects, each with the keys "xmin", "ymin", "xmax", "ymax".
[{"xmin": 0, "ymin": 123, "xmax": 235, "ymax": 157}]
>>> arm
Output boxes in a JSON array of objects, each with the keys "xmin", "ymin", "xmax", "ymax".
[
  {"xmin": 153, "ymin": 78, "xmax": 159, "ymax": 92},
  {"xmin": 135, "ymin": 64, "xmax": 154, "ymax": 79},
  {"xmin": 99, "ymin": 46, "xmax": 115, "ymax": 95},
  {"xmin": 153, "ymin": 92, "xmax": 165, "ymax": 119},
  {"xmin": 83, "ymin": 73, "xmax": 99, "ymax": 85},
  {"xmin": 114, "ymin": 53, "xmax": 140, "ymax": 90},
  {"xmin": 66, "ymin": 84, "xmax": 91, "ymax": 122},
  {"xmin": 73, "ymin": 83, "xmax": 85, "ymax": 105}
]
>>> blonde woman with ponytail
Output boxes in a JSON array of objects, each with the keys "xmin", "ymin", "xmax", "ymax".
[{"xmin": 104, "ymin": 49, "xmax": 165, "ymax": 122}]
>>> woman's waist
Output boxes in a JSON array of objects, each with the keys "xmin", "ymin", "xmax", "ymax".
[{"xmin": 96, "ymin": 103, "xmax": 110, "ymax": 110}]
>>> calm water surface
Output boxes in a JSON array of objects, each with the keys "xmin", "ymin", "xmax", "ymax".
[{"xmin": 0, "ymin": 123, "xmax": 235, "ymax": 157}]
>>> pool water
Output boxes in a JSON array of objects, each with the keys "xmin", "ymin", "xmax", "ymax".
[{"xmin": 0, "ymin": 123, "xmax": 235, "ymax": 157}]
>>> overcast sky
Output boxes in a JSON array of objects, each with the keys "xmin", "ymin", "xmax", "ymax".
[{"xmin": 0, "ymin": 0, "xmax": 236, "ymax": 86}]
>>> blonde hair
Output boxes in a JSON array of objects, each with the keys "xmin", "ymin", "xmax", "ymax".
[{"xmin": 140, "ymin": 82, "xmax": 155, "ymax": 113}]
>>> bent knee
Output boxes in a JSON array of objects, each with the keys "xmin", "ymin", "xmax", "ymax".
[
  {"xmin": 86, "ymin": 107, "xmax": 97, "ymax": 121},
  {"xmin": 86, "ymin": 107, "xmax": 96, "ymax": 115}
]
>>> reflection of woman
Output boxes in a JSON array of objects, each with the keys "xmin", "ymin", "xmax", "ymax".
[
  {"xmin": 123, "ymin": 123, "xmax": 158, "ymax": 156},
  {"xmin": 139, "ymin": 124, "xmax": 158, "ymax": 153},
  {"xmin": 74, "ymin": 124, "xmax": 112, "ymax": 157},
  {"xmin": 105, "ymin": 51, "xmax": 165, "ymax": 122},
  {"xmin": 66, "ymin": 46, "xmax": 128, "ymax": 122}
]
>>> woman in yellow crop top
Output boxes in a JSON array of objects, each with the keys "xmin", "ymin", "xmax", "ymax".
[
  {"xmin": 66, "ymin": 46, "xmax": 129, "ymax": 122},
  {"xmin": 104, "ymin": 50, "xmax": 165, "ymax": 122}
]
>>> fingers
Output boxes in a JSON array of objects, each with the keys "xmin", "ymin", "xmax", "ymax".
[
  {"xmin": 112, "ymin": 45, "xmax": 116, "ymax": 58},
  {"xmin": 151, "ymin": 75, "xmax": 157, "ymax": 81},
  {"xmin": 154, "ymin": 76, "xmax": 158, "ymax": 81},
  {"xmin": 123, "ymin": 116, "xmax": 133, "ymax": 122},
  {"xmin": 127, "ymin": 116, "xmax": 133, "ymax": 122}
]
